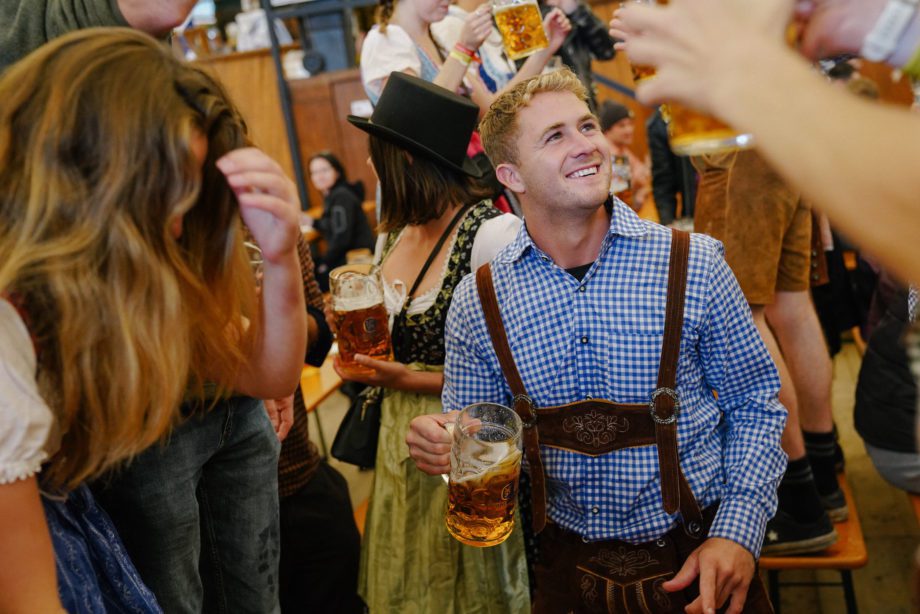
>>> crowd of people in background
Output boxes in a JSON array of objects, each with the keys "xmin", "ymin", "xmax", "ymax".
[{"xmin": 1, "ymin": 0, "xmax": 920, "ymax": 612}]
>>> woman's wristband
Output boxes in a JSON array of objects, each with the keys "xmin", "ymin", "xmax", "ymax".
[{"xmin": 449, "ymin": 49, "xmax": 473, "ymax": 66}]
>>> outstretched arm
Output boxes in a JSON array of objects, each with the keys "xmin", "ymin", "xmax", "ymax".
[{"xmin": 611, "ymin": 0, "xmax": 920, "ymax": 283}]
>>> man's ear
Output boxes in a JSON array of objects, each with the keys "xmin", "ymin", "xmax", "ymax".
[{"xmin": 495, "ymin": 163, "xmax": 525, "ymax": 194}]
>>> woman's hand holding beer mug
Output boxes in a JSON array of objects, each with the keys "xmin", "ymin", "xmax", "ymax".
[{"xmin": 332, "ymin": 353, "xmax": 434, "ymax": 392}]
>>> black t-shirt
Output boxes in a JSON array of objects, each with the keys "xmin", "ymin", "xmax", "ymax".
[{"xmin": 566, "ymin": 263, "xmax": 593, "ymax": 281}]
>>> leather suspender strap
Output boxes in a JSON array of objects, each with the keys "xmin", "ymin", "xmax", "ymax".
[
  {"xmin": 651, "ymin": 229, "xmax": 703, "ymax": 530},
  {"xmin": 475, "ymin": 263, "xmax": 548, "ymax": 533}
]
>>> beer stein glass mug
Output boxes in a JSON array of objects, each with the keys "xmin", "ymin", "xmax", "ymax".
[
  {"xmin": 665, "ymin": 103, "xmax": 755, "ymax": 156},
  {"xmin": 492, "ymin": 0, "xmax": 549, "ymax": 61},
  {"xmin": 446, "ymin": 403, "xmax": 523, "ymax": 547},
  {"xmin": 623, "ymin": 0, "xmax": 753, "ymax": 155},
  {"xmin": 330, "ymin": 263, "xmax": 392, "ymax": 375}
]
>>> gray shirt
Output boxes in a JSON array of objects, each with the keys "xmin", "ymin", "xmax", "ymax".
[{"xmin": 0, "ymin": 0, "xmax": 127, "ymax": 71}]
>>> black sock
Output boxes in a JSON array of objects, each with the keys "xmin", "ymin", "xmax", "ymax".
[
  {"xmin": 803, "ymin": 430, "xmax": 840, "ymax": 497},
  {"xmin": 777, "ymin": 456, "xmax": 825, "ymax": 523}
]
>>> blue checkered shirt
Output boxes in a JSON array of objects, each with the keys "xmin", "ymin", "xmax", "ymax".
[{"xmin": 443, "ymin": 201, "xmax": 787, "ymax": 558}]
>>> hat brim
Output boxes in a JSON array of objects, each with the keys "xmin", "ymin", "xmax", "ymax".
[{"xmin": 347, "ymin": 115, "xmax": 485, "ymax": 179}]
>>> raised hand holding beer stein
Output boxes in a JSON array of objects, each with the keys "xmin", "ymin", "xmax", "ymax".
[
  {"xmin": 493, "ymin": 0, "xmax": 551, "ymax": 60},
  {"xmin": 616, "ymin": 0, "xmax": 755, "ymax": 156},
  {"xmin": 330, "ymin": 263, "xmax": 393, "ymax": 375},
  {"xmin": 446, "ymin": 403, "xmax": 523, "ymax": 547}
]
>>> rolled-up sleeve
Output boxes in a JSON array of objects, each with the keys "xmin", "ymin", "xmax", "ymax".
[
  {"xmin": 0, "ymin": 301, "xmax": 54, "ymax": 485},
  {"xmin": 698, "ymin": 244, "xmax": 788, "ymax": 558}
]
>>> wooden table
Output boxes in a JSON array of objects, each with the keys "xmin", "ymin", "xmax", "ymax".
[{"xmin": 300, "ymin": 358, "xmax": 343, "ymax": 457}]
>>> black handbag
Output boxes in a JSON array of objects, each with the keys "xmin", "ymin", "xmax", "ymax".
[
  {"xmin": 331, "ymin": 385, "xmax": 384, "ymax": 467},
  {"xmin": 330, "ymin": 203, "xmax": 472, "ymax": 467}
]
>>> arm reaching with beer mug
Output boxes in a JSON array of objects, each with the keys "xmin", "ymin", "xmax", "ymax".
[{"xmin": 609, "ymin": 0, "xmax": 920, "ymax": 283}]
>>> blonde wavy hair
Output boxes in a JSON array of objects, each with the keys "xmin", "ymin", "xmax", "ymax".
[
  {"xmin": 0, "ymin": 28, "xmax": 259, "ymax": 490},
  {"xmin": 479, "ymin": 67, "xmax": 589, "ymax": 166}
]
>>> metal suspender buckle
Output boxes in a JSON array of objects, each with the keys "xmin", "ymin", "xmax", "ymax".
[
  {"xmin": 649, "ymin": 387, "xmax": 680, "ymax": 425},
  {"xmin": 512, "ymin": 393, "xmax": 537, "ymax": 428}
]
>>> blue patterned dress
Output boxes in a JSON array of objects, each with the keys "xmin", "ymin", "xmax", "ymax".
[{"xmin": 42, "ymin": 484, "xmax": 162, "ymax": 613}]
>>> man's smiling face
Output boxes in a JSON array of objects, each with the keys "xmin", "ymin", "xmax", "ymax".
[{"xmin": 497, "ymin": 90, "xmax": 611, "ymax": 218}]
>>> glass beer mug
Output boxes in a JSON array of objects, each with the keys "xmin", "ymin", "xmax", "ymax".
[
  {"xmin": 446, "ymin": 403, "xmax": 523, "ymax": 547},
  {"xmin": 492, "ymin": 0, "xmax": 549, "ymax": 61},
  {"xmin": 329, "ymin": 263, "xmax": 392, "ymax": 375},
  {"xmin": 626, "ymin": 0, "xmax": 754, "ymax": 156}
]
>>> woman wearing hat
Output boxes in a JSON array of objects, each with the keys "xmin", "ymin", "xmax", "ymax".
[{"xmin": 338, "ymin": 72, "xmax": 529, "ymax": 613}]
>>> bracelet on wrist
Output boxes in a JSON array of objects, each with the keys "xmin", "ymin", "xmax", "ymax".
[
  {"xmin": 861, "ymin": 0, "xmax": 920, "ymax": 62},
  {"xmin": 454, "ymin": 42, "xmax": 476, "ymax": 57},
  {"xmin": 449, "ymin": 49, "xmax": 473, "ymax": 66}
]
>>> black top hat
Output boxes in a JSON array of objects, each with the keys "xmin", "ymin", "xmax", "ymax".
[{"xmin": 348, "ymin": 72, "xmax": 484, "ymax": 178}]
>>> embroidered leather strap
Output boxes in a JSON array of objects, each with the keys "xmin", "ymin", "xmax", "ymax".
[{"xmin": 475, "ymin": 263, "xmax": 548, "ymax": 532}]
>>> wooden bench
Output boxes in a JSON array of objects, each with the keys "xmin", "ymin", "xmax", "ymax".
[
  {"xmin": 910, "ymin": 493, "xmax": 920, "ymax": 527},
  {"xmin": 760, "ymin": 473, "xmax": 868, "ymax": 614},
  {"xmin": 353, "ymin": 498, "xmax": 369, "ymax": 537},
  {"xmin": 299, "ymin": 358, "xmax": 343, "ymax": 457}
]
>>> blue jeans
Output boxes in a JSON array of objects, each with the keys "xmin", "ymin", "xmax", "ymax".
[{"xmin": 94, "ymin": 396, "xmax": 281, "ymax": 614}]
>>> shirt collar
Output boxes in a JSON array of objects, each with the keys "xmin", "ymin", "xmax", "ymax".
[{"xmin": 500, "ymin": 197, "xmax": 651, "ymax": 263}]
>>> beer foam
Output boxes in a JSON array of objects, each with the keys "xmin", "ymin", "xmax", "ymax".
[
  {"xmin": 335, "ymin": 294, "xmax": 384, "ymax": 311},
  {"xmin": 453, "ymin": 445, "xmax": 521, "ymax": 483}
]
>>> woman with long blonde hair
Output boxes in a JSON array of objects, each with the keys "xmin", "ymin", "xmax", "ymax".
[{"xmin": 0, "ymin": 28, "xmax": 305, "ymax": 612}]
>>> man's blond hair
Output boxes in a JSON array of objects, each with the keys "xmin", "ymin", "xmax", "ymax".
[{"xmin": 479, "ymin": 68, "xmax": 589, "ymax": 166}]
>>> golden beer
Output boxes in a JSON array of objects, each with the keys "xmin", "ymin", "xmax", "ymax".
[
  {"xmin": 493, "ymin": 0, "xmax": 548, "ymax": 61},
  {"xmin": 627, "ymin": 0, "xmax": 666, "ymax": 83},
  {"xmin": 666, "ymin": 102, "xmax": 754, "ymax": 156},
  {"xmin": 631, "ymin": 64, "xmax": 656, "ymax": 84},
  {"xmin": 330, "ymin": 263, "xmax": 392, "ymax": 375},
  {"xmin": 446, "ymin": 445, "xmax": 522, "ymax": 547},
  {"xmin": 333, "ymin": 303, "xmax": 392, "ymax": 374}
]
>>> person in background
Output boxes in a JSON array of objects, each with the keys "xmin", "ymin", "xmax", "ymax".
[
  {"xmin": 854, "ymin": 272, "xmax": 920, "ymax": 494},
  {"xmin": 0, "ymin": 28, "xmax": 305, "ymax": 612},
  {"xmin": 691, "ymin": 150, "xmax": 842, "ymax": 555},
  {"xmin": 308, "ymin": 151, "xmax": 376, "ymax": 291},
  {"xmin": 408, "ymin": 68, "xmax": 784, "ymax": 614},
  {"xmin": 646, "ymin": 105, "xmax": 696, "ymax": 227},
  {"xmin": 0, "ymin": 0, "xmax": 199, "ymax": 70},
  {"xmin": 598, "ymin": 100, "xmax": 650, "ymax": 212},
  {"xmin": 543, "ymin": 0, "xmax": 616, "ymax": 110},
  {"xmin": 276, "ymin": 239, "xmax": 364, "ymax": 613},
  {"xmin": 430, "ymin": 0, "xmax": 570, "ymax": 95},
  {"xmin": 360, "ymin": 0, "xmax": 492, "ymax": 107},
  {"xmin": 339, "ymin": 72, "xmax": 527, "ymax": 613}
]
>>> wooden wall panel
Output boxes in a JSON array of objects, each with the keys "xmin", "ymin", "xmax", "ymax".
[{"xmin": 198, "ymin": 50, "xmax": 295, "ymax": 182}]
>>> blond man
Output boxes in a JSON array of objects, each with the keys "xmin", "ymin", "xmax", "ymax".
[{"xmin": 407, "ymin": 69, "xmax": 785, "ymax": 614}]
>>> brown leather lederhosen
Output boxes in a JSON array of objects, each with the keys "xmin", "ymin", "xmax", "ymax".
[{"xmin": 475, "ymin": 229, "xmax": 772, "ymax": 614}]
